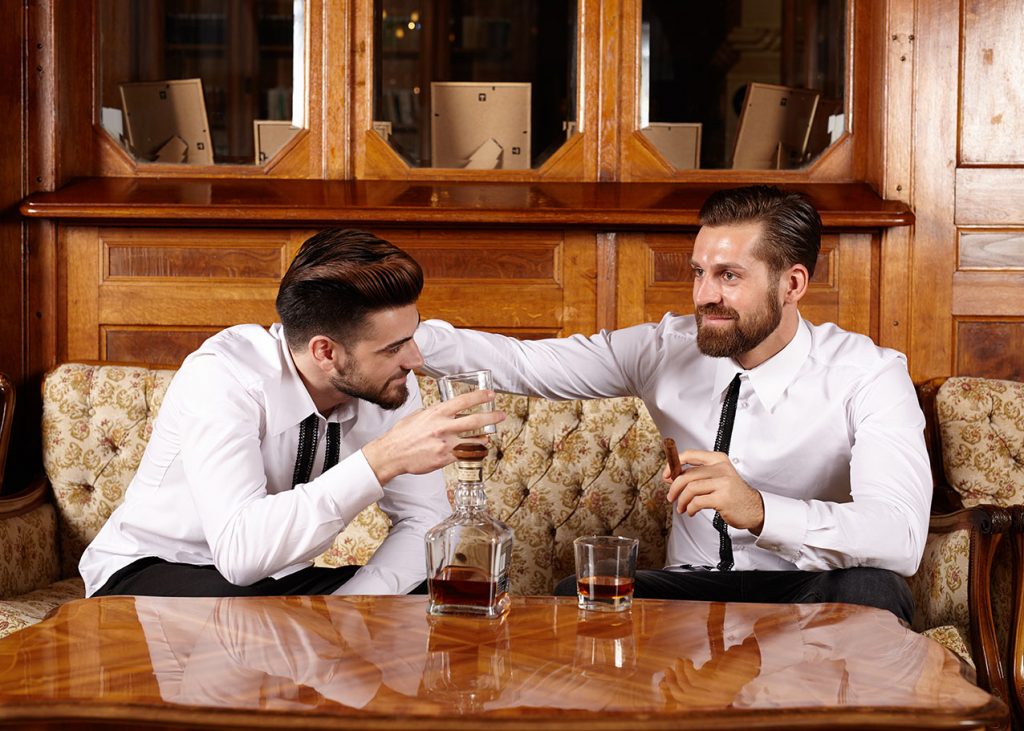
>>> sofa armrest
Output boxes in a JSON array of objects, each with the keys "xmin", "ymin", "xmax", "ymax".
[
  {"xmin": 910, "ymin": 504, "xmax": 1011, "ymax": 702},
  {"xmin": 0, "ymin": 478, "xmax": 62, "ymax": 599}
]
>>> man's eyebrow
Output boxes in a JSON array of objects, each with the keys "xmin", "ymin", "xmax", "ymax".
[
  {"xmin": 690, "ymin": 259, "xmax": 748, "ymax": 271},
  {"xmin": 376, "ymin": 315, "xmax": 421, "ymax": 352},
  {"xmin": 377, "ymin": 334, "xmax": 414, "ymax": 352}
]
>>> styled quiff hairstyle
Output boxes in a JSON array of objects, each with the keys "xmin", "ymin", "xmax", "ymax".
[
  {"xmin": 275, "ymin": 228, "xmax": 423, "ymax": 350},
  {"xmin": 698, "ymin": 185, "xmax": 822, "ymax": 278}
]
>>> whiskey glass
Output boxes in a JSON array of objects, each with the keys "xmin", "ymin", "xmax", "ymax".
[
  {"xmin": 437, "ymin": 369, "xmax": 497, "ymax": 437},
  {"xmin": 573, "ymin": 535, "xmax": 639, "ymax": 612}
]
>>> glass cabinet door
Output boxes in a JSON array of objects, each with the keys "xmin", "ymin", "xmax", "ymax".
[
  {"xmin": 640, "ymin": 0, "xmax": 846, "ymax": 171},
  {"xmin": 97, "ymin": 0, "xmax": 306, "ymax": 166},
  {"xmin": 374, "ymin": 0, "xmax": 577, "ymax": 170}
]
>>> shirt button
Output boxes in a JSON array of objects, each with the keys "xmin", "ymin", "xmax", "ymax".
[{"xmin": 731, "ymin": 457, "xmax": 740, "ymax": 464}]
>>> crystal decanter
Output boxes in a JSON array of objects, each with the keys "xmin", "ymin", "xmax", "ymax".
[{"xmin": 425, "ymin": 443, "xmax": 513, "ymax": 618}]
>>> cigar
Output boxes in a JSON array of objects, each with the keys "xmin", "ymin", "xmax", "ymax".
[{"xmin": 663, "ymin": 437, "xmax": 683, "ymax": 479}]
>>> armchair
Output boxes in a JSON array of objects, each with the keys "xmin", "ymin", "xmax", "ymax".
[{"xmin": 923, "ymin": 376, "xmax": 1024, "ymax": 724}]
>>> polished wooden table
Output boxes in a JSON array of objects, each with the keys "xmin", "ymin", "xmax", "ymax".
[{"xmin": 0, "ymin": 595, "xmax": 1007, "ymax": 730}]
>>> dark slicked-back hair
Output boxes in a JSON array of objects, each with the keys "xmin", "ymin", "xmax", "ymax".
[
  {"xmin": 275, "ymin": 229, "xmax": 423, "ymax": 350},
  {"xmin": 698, "ymin": 185, "xmax": 822, "ymax": 277}
]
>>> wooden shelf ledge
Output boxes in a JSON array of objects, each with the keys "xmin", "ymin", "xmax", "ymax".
[{"xmin": 21, "ymin": 178, "xmax": 914, "ymax": 230}]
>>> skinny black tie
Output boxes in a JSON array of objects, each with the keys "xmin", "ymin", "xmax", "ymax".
[
  {"xmin": 712, "ymin": 374, "xmax": 741, "ymax": 571},
  {"xmin": 292, "ymin": 417, "xmax": 341, "ymax": 487}
]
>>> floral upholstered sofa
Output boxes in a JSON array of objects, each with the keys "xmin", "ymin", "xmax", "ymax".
[{"xmin": 0, "ymin": 363, "xmax": 1000, "ymax": 688}]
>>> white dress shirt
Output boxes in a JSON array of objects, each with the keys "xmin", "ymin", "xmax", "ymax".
[
  {"xmin": 415, "ymin": 314, "xmax": 931, "ymax": 576},
  {"xmin": 80, "ymin": 323, "xmax": 451, "ymax": 597}
]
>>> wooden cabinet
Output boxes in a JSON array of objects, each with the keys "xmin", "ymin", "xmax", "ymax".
[{"xmin": 20, "ymin": 0, "xmax": 1024, "ymax": 431}]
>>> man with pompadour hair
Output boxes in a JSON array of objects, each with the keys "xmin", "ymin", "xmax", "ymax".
[
  {"xmin": 415, "ymin": 185, "xmax": 931, "ymax": 622},
  {"xmin": 81, "ymin": 228, "xmax": 503, "ymax": 598}
]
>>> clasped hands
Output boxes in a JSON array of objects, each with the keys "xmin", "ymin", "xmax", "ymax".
[
  {"xmin": 364, "ymin": 389, "xmax": 505, "ymax": 484},
  {"xmin": 663, "ymin": 449, "xmax": 765, "ymax": 535}
]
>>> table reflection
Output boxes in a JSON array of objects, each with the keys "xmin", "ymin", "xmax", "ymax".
[{"xmin": 130, "ymin": 595, "xmax": 967, "ymax": 715}]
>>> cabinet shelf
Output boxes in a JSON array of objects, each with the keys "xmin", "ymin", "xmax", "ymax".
[{"xmin": 22, "ymin": 178, "xmax": 913, "ymax": 230}]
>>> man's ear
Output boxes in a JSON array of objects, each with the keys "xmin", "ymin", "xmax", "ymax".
[
  {"xmin": 782, "ymin": 264, "xmax": 810, "ymax": 304},
  {"xmin": 308, "ymin": 335, "xmax": 344, "ymax": 373}
]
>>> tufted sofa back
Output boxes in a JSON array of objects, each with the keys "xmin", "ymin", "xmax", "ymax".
[
  {"xmin": 41, "ymin": 364, "xmax": 670, "ymax": 595},
  {"xmin": 935, "ymin": 377, "xmax": 1024, "ymax": 509}
]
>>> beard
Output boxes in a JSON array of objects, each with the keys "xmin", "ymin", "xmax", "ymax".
[
  {"xmin": 695, "ymin": 284, "xmax": 783, "ymax": 359},
  {"xmin": 329, "ymin": 362, "xmax": 410, "ymax": 410}
]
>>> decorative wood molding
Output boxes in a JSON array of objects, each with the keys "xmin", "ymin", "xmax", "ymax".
[{"xmin": 21, "ymin": 178, "xmax": 914, "ymax": 230}]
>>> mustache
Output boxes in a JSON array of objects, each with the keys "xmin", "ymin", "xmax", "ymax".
[{"xmin": 696, "ymin": 304, "xmax": 739, "ymax": 319}]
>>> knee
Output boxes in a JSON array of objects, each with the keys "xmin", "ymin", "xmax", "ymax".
[
  {"xmin": 552, "ymin": 574, "xmax": 577, "ymax": 597},
  {"xmin": 819, "ymin": 568, "xmax": 914, "ymax": 623}
]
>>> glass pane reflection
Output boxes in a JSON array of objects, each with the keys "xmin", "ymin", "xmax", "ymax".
[
  {"xmin": 97, "ymin": 0, "xmax": 305, "ymax": 166},
  {"xmin": 375, "ymin": 0, "xmax": 577, "ymax": 169},
  {"xmin": 641, "ymin": 0, "xmax": 846, "ymax": 170}
]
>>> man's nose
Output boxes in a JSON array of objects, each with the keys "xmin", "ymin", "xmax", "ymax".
[
  {"xmin": 693, "ymin": 276, "xmax": 721, "ymax": 306},
  {"xmin": 403, "ymin": 340, "xmax": 425, "ymax": 371}
]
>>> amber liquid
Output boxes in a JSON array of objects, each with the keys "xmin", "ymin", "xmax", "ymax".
[
  {"xmin": 429, "ymin": 565, "xmax": 500, "ymax": 608},
  {"xmin": 577, "ymin": 576, "xmax": 634, "ymax": 608}
]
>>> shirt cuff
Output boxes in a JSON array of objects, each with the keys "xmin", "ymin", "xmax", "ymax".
[
  {"xmin": 322, "ymin": 450, "xmax": 385, "ymax": 525},
  {"xmin": 754, "ymin": 491, "xmax": 807, "ymax": 563}
]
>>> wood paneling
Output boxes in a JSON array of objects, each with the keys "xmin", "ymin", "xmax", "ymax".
[
  {"xmin": 956, "ymin": 321, "xmax": 1024, "ymax": 382},
  {"xmin": 959, "ymin": 231, "xmax": 1024, "ymax": 270},
  {"xmin": 953, "ymin": 272, "xmax": 1024, "ymax": 317},
  {"xmin": 907, "ymin": 0, "xmax": 959, "ymax": 382},
  {"xmin": 106, "ymin": 245, "xmax": 286, "ymax": 280},
  {"xmin": 0, "ymin": 1, "xmax": 25, "ymax": 494},
  {"xmin": 943, "ymin": 2, "xmax": 1024, "ymax": 387},
  {"xmin": 613, "ymin": 233, "xmax": 874, "ymax": 338},
  {"xmin": 62, "ymin": 227, "xmax": 599, "ymax": 363},
  {"xmin": 960, "ymin": 0, "xmax": 1024, "ymax": 165},
  {"xmin": 957, "ymin": 169, "xmax": 1024, "ymax": 225},
  {"xmin": 103, "ymin": 328, "xmax": 219, "ymax": 367}
]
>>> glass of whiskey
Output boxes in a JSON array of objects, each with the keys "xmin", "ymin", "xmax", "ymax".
[
  {"xmin": 574, "ymin": 535, "xmax": 639, "ymax": 612},
  {"xmin": 437, "ymin": 370, "xmax": 497, "ymax": 437},
  {"xmin": 425, "ymin": 442, "xmax": 513, "ymax": 618}
]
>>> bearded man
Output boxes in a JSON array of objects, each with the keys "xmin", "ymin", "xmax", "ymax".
[
  {"xmin": 415, "ymin": 185, "xmax": 931, "ymax": 621},
  {"xmin": 82, "ymin": 229, "xmax": 503, "ymax": 598}
]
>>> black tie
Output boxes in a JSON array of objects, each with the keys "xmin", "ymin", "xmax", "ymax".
[
  {"xmin": 292, "ymin": 417, "xmax": 341, "ymax": 487},
  {"xmin": 712, "ymin": 373, "xmax": 741, "ymax": 571}
]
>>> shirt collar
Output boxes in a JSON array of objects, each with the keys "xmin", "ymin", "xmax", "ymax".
[
  {"xmin": 265, "ymin": 324, "xmax": 318, "ymax": 436},
  {"xmin": 711, "ymin": 315, "xmax": 812, "ymax": 412},
  {"xmin": 265, "ymin": 325, "xmax": 359, "ymax": 436}
]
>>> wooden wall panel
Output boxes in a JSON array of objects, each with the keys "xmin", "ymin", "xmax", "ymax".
[
  {"xmin": 375, "ymin": 229, "xmax": 597, "ymax": 338},
  {"xmin": 907, "ymin": 0, "xmax": 959, "ymax": 382},
  {"xmin": 959, "ymin": 231, "xmax": 1024, "ymax": 269},
  {"xmin": 62, "ymin": 228, "xmax": 295, "ymax": 363},
  {"xmin": 0, "ymin": 1, "xmax": 26, "ymax": 493},
  {"xmin": 960, "ymin": 0, "xmax": 1024, "ymax": 165},
  {"xmin": 956, "ymin": 321, "xmax": 1024, "ymax": 382},
  {"xmin": 103, "ymin": 328, "xmax": 220, "ymax": 367},
  {"xmin": 944, "ymin": 3, "xmax": 1024, "ymax": 384},
  {"xmin": 613, "ymin": 233, "xmax": 874, "ymax": 338},
  {"xmin": 956, "ymin": 169, "xmax": 1024, "ymax": 225},
  {"xmin": 61, "ymin": 227, "xmax": 600, "ymax": 364}
]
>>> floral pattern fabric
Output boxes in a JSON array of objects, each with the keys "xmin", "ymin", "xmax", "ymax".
[
  {"xmin": 0, "ymin": 502, "xmax": 61, "ymax": 598},
  {"xmin": 936, "ymin": 377, "xmax": 1024, "ymax": 508},
  {"xmin": 0, "ymin": 578, "xmax": 84, "ymax": 639}
]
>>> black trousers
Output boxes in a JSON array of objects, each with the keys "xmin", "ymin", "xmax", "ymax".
[
  {"xmin": 554, "ymin": 567, "xmax": 914, "ymax": 623},
  {"xmin": 92, "ymin": 556, "xmax": 430, "ymax": 597}
]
